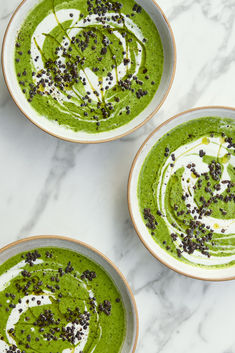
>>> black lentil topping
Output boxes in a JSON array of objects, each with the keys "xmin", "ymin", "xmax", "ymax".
[
  {"xmin": 14, "ymin": 0, "xmax": 157, "ymax": 131},
  {"xmin": 142, "ymin": 132, "xmax": 235, "ymax": 259},
  {"xmin": 143, "ymin": 208, "xmax": 158, "ymax": 231},
  {"xmin": 1, "ymin": 250, "xmax": 121, "ymax": 353}
]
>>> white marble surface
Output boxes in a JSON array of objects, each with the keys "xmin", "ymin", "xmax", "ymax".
[{"xmin": 0, "ymin": 0, "xmax": 235, "ymax": 352}]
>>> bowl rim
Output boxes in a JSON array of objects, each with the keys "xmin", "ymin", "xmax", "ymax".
[
  {"xmin": 0, "ymin": 234, "xmax": 139, "ymax": 352},
  {"xmin": 128, "ymin": 105, "xmax": 235, "ymax": 282},
  {"xmin": 1, "ymin": 0, "xmax": 176, "ymax": 144}
]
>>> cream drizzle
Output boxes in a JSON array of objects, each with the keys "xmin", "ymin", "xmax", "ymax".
[
  {"xmin": 156, "ymin": 136, "xmax": 235, "ymax": 266},
  {"xmin": 0, "ymin": 259, "xmax": 102, "ymax": 352},
  {"xmin": 30, "ymin": 9, "xmax": 144, "ymax": 122}
]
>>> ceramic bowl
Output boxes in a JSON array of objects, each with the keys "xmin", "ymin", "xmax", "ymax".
[
  {"xmin": 128, "ymin": 106, "xmax": 235, "ymax": 281},
  {"xmin": 0, "ymin": 235, "xmax": 138, "ymax": 352},
  {"xmin": 2, "ymin": 0, "xmax": 176, "ymax": 143}
]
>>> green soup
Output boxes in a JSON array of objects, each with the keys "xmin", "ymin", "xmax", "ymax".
[
  {"xmin": 0, "ymin": 247, "xmax": 126, "ymax": 352},
  {"xmin": 14, "ymin": 0, "xmax": 164, "ymax": 133},
  {"xmin": 138, "ymin": 117, "xmax": 235, "ymax": 268}
]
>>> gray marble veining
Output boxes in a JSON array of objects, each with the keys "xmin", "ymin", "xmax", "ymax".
[{"xmin": 0, "ymin": 0, "xmax": 235, "ymax": 352}]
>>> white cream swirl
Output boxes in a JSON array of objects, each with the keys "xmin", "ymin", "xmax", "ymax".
[
  {"xmin": 0, "ymin": 259, "xmax": 101, "ymax": 353},
  {"xmin": 30, "ymin": 9, "xmax": 144, "ymax": 122},
  {"xmin": 155, "ymin": 136, "xmax": 235, "ymax": 266}
]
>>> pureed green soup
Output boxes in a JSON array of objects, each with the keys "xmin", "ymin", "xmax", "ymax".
[
  {"xmin": 0, "ymin": 247, "xmax": 125, "ymax": 353},
  {"xmin": 138, "ymin": 117, "xmax": 235, "ymax": 268},
  {"xmin": 14, "ymin": 0, "xmax": 164, "ymax": 133}
]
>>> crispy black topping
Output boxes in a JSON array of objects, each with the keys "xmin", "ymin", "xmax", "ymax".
[
  {"xmin": 143, "ymin": 208, "xmax": 158, "ymax": 231},
  {"xmin": 143, "ymin": 132, "xmax": 235, "ymax": 259},
  {"xmin": 2, "ymin": 249, "xmax": 116, "ymax": 353},
  {"xmin": 15, "ymin": 0, "xmax": 155, "ymax": 131}
]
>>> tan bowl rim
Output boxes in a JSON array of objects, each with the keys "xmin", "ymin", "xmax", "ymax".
[
  {"xmin": 0, "ymin": 234, "xmax": 139, "ymax": 351},
  {"xmin": 128, "ymin": 105, "xmax": 235, "ymax": 282},
  {"xmin": 1, "ymin": 0, "xmax": 176, "ymax": 144}
]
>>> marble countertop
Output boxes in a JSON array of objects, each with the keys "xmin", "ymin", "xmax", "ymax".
[{"xmin": 1, "ymin": 0, "xmax": 235, "ymax": 352}]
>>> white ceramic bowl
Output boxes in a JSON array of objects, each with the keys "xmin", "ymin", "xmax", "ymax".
[
  {"xmin": 0, "ymin": 235, "xmax": 138, "ymax": 352},
  {"xmin": 2, "ymin": 0, "xmax": 176, "ymax": 143},
  {"xmin": 128, "ymin": 106, "xmax": 235, "ymax": 281}
]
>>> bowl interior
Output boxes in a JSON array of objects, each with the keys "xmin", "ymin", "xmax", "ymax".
[
  {"xmin": 2, "ymin": 0, "xmax": 175, "ymax": 143},
  {"xmin": 129, "ymin": 107, "xmax": 235, "ymax": 280},
  {"xmin": 0, "ymin": 236, "xmax": 138, "ymax": 352}
]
